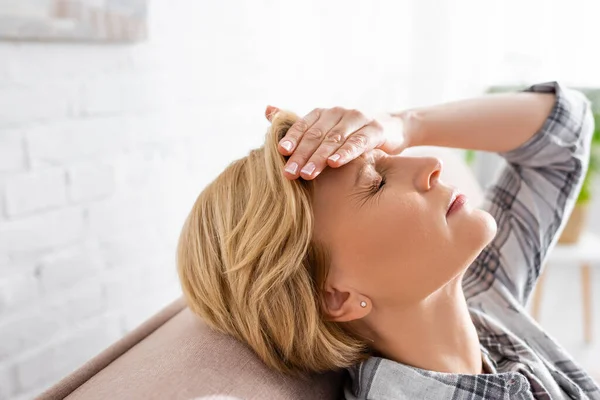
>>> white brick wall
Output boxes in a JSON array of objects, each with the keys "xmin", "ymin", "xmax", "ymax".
[
  {"xmin": 14, "ymin": 314, "xmax": 122, "ymax": 394},
  {"xmin": 4, "ymin": 168, "xmax": 67, "ymax": 217},
  {"xmin": 1, "ymin": 0, "xmax": 599, "ymax": 398},
  {"xmin": 0, "ymin": 271, "xmax": 38, "ymax": 315},
  {"xmin": 66, "ymin": 162, "xmax": 115, "ymax": 203},
  {"xmin": 36, "ymin": 240, "xmax": 105, "ymax": 294},
  {"xmin": 0, "ymin": 85, "xmax": 75, "ymax": 127},
  {"xmin": 26, "ymin": 116, "xmax": 128, "ymax": 167},
  {"xmin": 0, "ymin": 1, "xmax": 415, "ymax": 397},
  {"xmin": 0, "ymin": 207, "xmax": 85, "ymax": 254},
  {"xmin": 0, "ymin": 365, "xmax": 16, "ymax": 400},
  {"xmin": 0, "ymin": 131, "xmax": 26, "ymax": 173}
]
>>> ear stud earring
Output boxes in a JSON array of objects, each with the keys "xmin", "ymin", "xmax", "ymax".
[{"xmin": 360, "ymin": 301, "xmax": 367, "ymax": 308}]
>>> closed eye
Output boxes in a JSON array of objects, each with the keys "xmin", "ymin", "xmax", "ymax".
[
  {"xmin": 350, "ymin": 152, "xmax": 389, "ymax": 204},
  {"xmin": 370, "ymin": 173, "xmax": 386, "ymax": 194}
]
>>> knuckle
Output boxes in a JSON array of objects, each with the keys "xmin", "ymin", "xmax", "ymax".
[
  {"xmin": 293, "ymin": 120, "xmax": 309, "ymax": 133},
  {"xmin": 324, "ymin": 129, "xmax": 344, "ymax": 144},
  {"xmin": 331, "ymin": 106, "xmax": 345, "ymax": 114},
  {"xmin": 288, "ymin": 155, "xmax": 306, "ymax": 169},
  {"xmin": 370, "ymin": 120, "xmax": 383, "ymax": 131},
  {"xmin": 305, "ymin": 127, "xmax": 324, "ymax": 140},
  {"xmin": 308, "ymin": 108, "xmax": 322, "ymax": 121},
  {"xmin": 349, "ymin": 109, "xmax": 363, "ymax": 119},
  {"xmin": 339, "ymin": 148, "xmax": 354, "ymax": 160},
  {"xmin": 347, "ymin": 134, "xmax": 367, "ymax": 148},
  {"xmin": 311, "ymin": 153, "xmax": 329, "ymax": 164}
]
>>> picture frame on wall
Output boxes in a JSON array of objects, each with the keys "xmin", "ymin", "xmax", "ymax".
[{"xmin": 0, "ymin": 0, "xmax": 147, "ymax": 42}]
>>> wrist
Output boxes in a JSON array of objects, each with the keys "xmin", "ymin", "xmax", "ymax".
[
  {"xmin": 375, "ymin": 112, "xmax": 406, "ymax": 154},
  {"xmin": 391, "ymin": 109, "xmax": 425, "ymax": 148}
]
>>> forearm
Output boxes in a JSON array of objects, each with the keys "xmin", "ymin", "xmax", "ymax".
[
  {"xmin": 461, "ymin": 82, "xmax": 594, "ymax": 306},
  {"xmin": 396, "ymin": 91, "xmax": 557, "ymax": 153}
]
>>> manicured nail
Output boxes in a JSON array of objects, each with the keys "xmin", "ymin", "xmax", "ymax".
[
  {"xmin": 328, "ymin": 154, "xmax": 341, "ymax": 162},
  {"xmin": 300, "ymin": 162, "xmax": 316, "ymax": 176},
  {"xmin": 280, "ymin": 140, "xmax": 293, "ymax": 152},
  {"xmin": 285, "ymin": 162, "xmax": 298, "ymax": 175}
]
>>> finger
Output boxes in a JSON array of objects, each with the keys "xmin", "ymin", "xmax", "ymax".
[
  {"xmin": 327, "ymin": 122, "xmax": 386, "ymax": 167},
  {"xmin": 299, "ymin": 110, "xmax": 370, "ymax": 179},
  {"xmin": 278, "ymin": 108, "xmax": 321, "ymax": 156},
  {"xmin": 265, "ymin": 105, "xmax": 280, "ymax": 122},
  {"xmin": 284, "ymin": 108, "xmax": 344, "ymax": 179}
]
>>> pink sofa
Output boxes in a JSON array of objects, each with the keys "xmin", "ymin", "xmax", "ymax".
[{"xmin": 37, "ymin": 297, "xmax": 344, "ymax": 399}]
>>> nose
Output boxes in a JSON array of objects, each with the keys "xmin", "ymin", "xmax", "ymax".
[{"xmin": 414, "ymin": 157, "xmax": 442, "ymax": 192}]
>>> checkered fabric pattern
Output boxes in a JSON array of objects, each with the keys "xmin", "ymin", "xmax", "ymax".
[{"xmin": 345, "ymin": 82, "xmax": 600, "ymax": 399}]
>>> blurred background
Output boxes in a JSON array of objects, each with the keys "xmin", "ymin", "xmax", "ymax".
[{"xmin": 1, "ymin": 0, "xmax": 600, "ymax": 398}]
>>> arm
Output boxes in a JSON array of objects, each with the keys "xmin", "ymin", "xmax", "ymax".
[
  {"xmin": 398, "ymin": 82, "xmax": 595, "ymax": 305},
  {"xmin": 398, "ymin": 89, "xmax": 556, "ymax": 153}
]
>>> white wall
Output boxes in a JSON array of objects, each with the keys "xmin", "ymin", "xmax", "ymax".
[
  {"xmin": 0, "ymin": 1, "xmax": 416, "ymax": 398},
  {"xmin": 1, "ymin": 0, "xmax": 600, "ymax": 398}
]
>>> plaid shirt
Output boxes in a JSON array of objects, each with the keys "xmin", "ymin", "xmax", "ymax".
[{"xmin": 345, "ymin": 82, "xmax": 600, "ymax": 400}]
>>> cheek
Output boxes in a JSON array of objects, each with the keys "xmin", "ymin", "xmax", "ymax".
[
  {"xmin": 374, "ymin": 195, "xmax": 441, "ymax": 250},
  {"xmin": 359, "ymin": 196, "xmax": 422, "ymax": 246},
  {"xmin": 357, "ymin": 196, "xmax": 458, "ymax": 299},
  {"xmin": 347, "ymin": 196, "xmax": 434, "ymax": 275}
]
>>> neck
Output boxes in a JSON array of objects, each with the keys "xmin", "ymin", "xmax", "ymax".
[{"xmin": 366, "ymin": 273, "xmax": 483, "ymax": 375}]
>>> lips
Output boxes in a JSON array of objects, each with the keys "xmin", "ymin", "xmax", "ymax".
[{"xmin": 446, "ymin": 189, "xmax": 466, "ymax": 217}]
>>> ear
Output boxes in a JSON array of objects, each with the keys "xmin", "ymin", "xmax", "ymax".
[{"xmin": 322, "ymin": 284, "xmax": 371, "ymax": 322}]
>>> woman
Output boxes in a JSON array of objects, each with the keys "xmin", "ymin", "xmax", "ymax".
[{"xmin": 177, "ymin": 81, "xmax": 599, "ymax": 399}]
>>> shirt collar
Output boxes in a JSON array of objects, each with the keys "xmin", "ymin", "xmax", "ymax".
[{"xmin": 346, "ymin": 347, "xmax": 529, "ymax": 399}]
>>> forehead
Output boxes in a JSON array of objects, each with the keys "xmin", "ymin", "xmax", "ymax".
[
  {"xmin": 311, "ymin": 151, "xmax": 380, "ymax": 237},
  {"xmin": 315, "ymin": 153, "xmax": 366, "ymax": 192}
]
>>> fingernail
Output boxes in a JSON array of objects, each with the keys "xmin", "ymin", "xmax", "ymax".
[
  {"xmin": 280, "ymin": 140, "xmax": 293, "ymax": 152},
  {"xmin": 300, "ymin": 162, "xmax": 316, "ymax": 176},
  {"xmin": 285, "ymin": 162, "xmax": 298, "ymax": 175},
  {"xmin": 328, "ymin": 154, "xmax": 341, "ymax": 162}
]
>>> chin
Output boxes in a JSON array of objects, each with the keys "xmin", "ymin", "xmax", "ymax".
[
  {"xmin": 472, "ymin": 208, "xmax": 498, "ymax": 247},
  {"xmin": 454, "ymin": 207, "xmax": 497, "ymax": 246},
  {"xmin": 449, "ymin": 209, "xmax": 497, "ymax": 273}
]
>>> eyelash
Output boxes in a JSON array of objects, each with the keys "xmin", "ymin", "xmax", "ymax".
[{"xmin": 370, "ymin": 171, "xmax": 386, "ymax": 194}]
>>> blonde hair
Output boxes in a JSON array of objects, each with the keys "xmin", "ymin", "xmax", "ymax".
[{"xmin": 176, "ymin": 110, "xmax": 370, "ymax": 376}]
